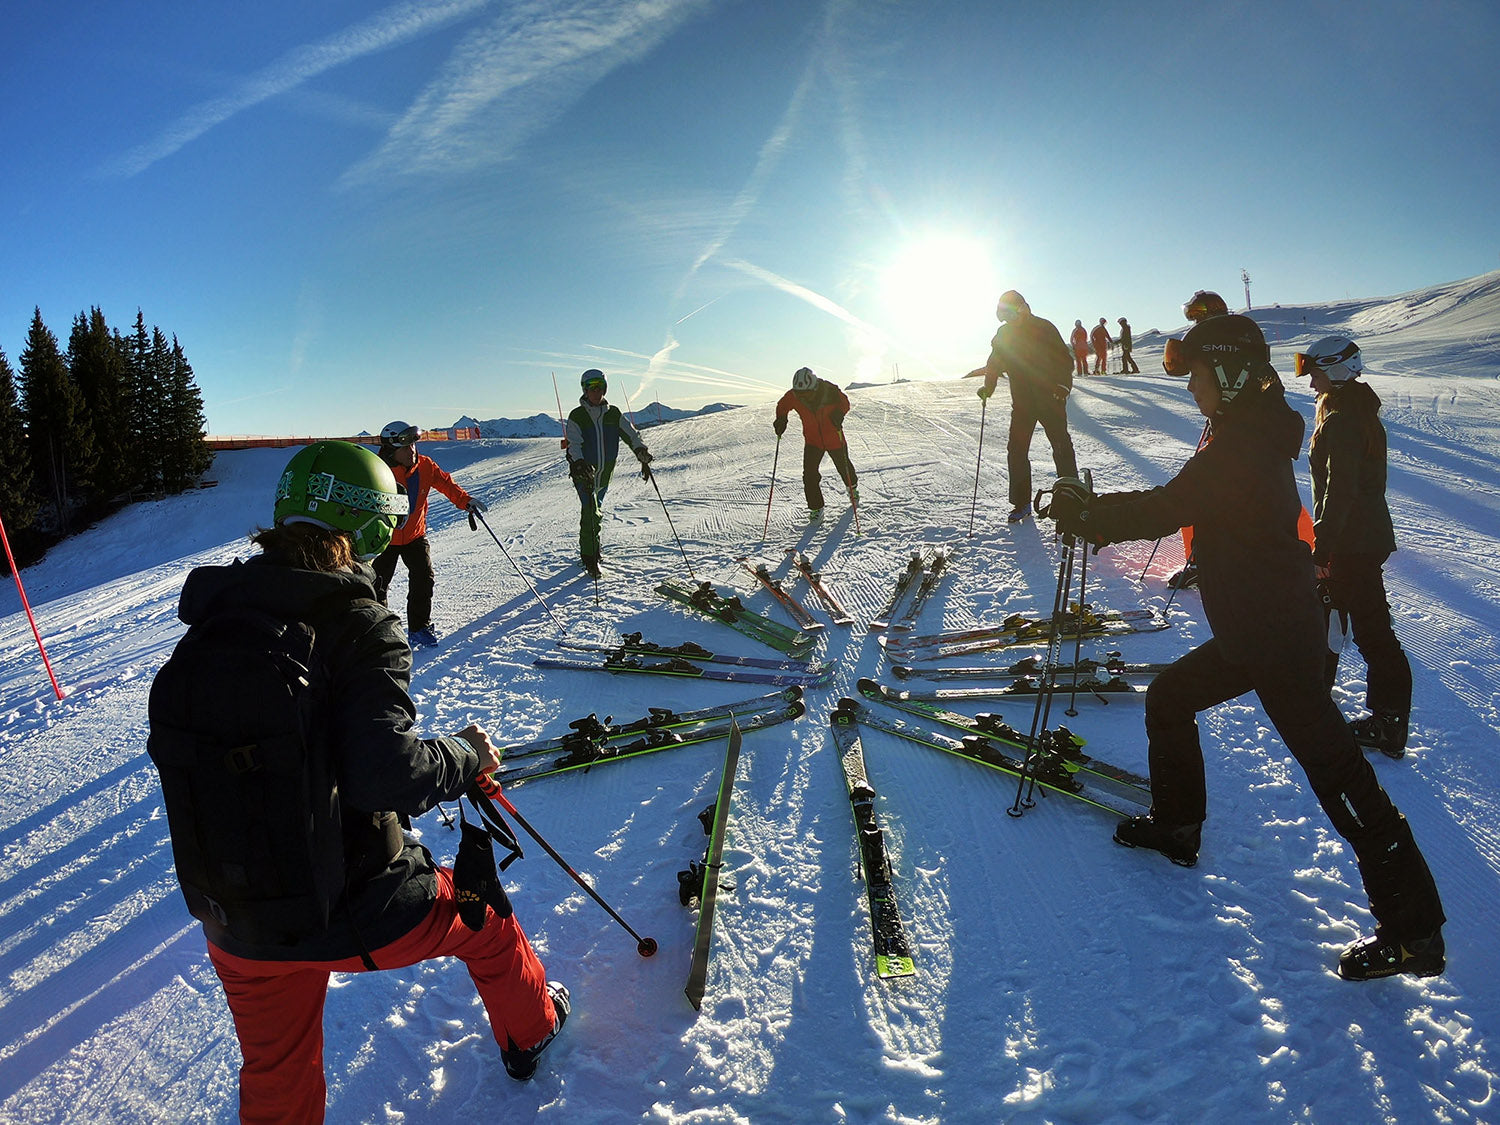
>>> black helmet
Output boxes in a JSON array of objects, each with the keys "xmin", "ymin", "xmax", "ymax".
[
  {"xmin": 1177, "ymin": 314, "xmax": 1269, "ymax": 405},
  {"xmin": 1183, "ymin": 290, "xmax": 1229, "ymax": 322}
]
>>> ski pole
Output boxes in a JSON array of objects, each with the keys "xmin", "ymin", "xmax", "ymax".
[
  {"xmin": 762, "ymin": 434, "xmax": 781, "ymax": 542},
  {"xmin": 968, "ymin": 395, "xmax": 987, "ymax": 538},
  {"xmin": 645, "ymin": 470, "xmax": 698, "ymax": 581},
  {"xmin": 468, "ymin": 509, "xmax": 568, "ymax": 633},
  {"xmin": 619, "ymin": 383, "xmax": 698, "ymax": 580},
  {"xmin": 1064, "ymin": 471, "xmax": 1094, "ymax": 718},
  {"xmin": 1011, "ymin": 486, "xmax": 1079, "ymax": 817},
  {"xmin": 474, "ymin": 773, "xmax": 658, "ymax": 957},
  {"xmin": 551, "ymin": 372, "xmax": 569, "ymax": 455},
  {"xmin": 0, "ymin": 512, "xmax": 64, "ymax": 700}
]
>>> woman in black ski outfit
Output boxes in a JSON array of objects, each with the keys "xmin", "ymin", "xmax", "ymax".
[
  {"xmin": 1044, "ymin": 314, "xmax": 1445, "ymax": 981},
  {"xmin": 1297, "ymin": 335, "xmax": 1413, "ymax": 758}
]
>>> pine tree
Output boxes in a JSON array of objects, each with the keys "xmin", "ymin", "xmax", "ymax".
[
  {"xmin": 68, "ymin": 307, "xmax": 136, "ymax": 503},
  {"xmin": 158, "ymin": 335, "xmax": 213, "ymax": 492},
  {"xmin": 124, "ymin": 312, "xmax": 162, "ymax": 494},
  {"xmin": 19, "ymin": 308, "xmax": 96, "ymax": 531},
  {"xmin": 0, "ymin": 348, "xmax": 39, "ymax": 568}
]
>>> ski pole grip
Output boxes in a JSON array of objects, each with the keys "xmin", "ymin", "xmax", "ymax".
[{"xmin": 474, "ymin": 770, "xmax": 502, "ymax": 798}]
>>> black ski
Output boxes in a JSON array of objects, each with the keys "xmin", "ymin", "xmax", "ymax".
[
  {"xmin": 534, "ymin": 652, "xmax": 825, "ymax": 687},
  {"xmin": 869, "ymin": 551, "xmax": 925, "ymax": 631},
  {"xmin": 656, "ymin": 578, "xmax": 817, "ymax": 657},
  {"xmin": 829, "ymin": 707, "xmax": 916, "ymax": 979},
  {"xmin": 738, "ymin": 557, "xmax": 825, "ymax": 632},
  {"xmin": 557, "ymin": 634, "xmax": 832, "ymax": 675},
  {"xmin": 683, "ymin": 721, "xmax": 742, "ymax": 1011},
  {"xmin": 889, "ymin": 544, "xmax": 950, "ymax": 632},
  {"xmin": 494, "ymin": 699, "xmax": 802, "ymax": 786},
  {"xmin": 497, "ymin": 686, "xmax": 803, "ymax": 763},
  {"xmin": 857, "ymin": 676, "xmax": 1151, "ymax": 791},
  {"xmin": 786, "ymin": 549, "xmax": 855, "ymax": 626},
  {"xmin": 882, "ymin": 605, "xmax": 1166, "ymax": 660}
]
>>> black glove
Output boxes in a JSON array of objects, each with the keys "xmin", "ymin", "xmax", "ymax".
[
  {"xmin": 453, "ymin": 819, "xmax": 514, "ymax": 931},
  {"xmin": 1041, "ymin": 477, "xmax": 1096, "ymax": 539},
  {"xmin": 773, "ymin": 417, "xmax": 787, "ymax": 437},
  {"xmin": 830, "ymin": 410, "xmax": 845, "ymax": 429},
  {"xmin": 635, "ymin": 445, "xmax": 654, "ymax": 480},
  {"xmin": 568, "ymin": 458, "xmax": 596, "ymax": 490}
]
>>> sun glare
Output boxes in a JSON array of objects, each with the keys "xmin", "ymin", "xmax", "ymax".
[{"xmin": 878, "ymin": 234, "xmax": 1000, "ymax": 372}]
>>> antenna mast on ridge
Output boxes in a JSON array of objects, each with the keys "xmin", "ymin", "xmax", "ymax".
[{"xmin": 1241, "ymin": 269, "xmax": 1252, "ymax": 311}]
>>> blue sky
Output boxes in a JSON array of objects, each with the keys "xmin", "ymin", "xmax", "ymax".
[{"xmin": 4, "ymin": 0, "xmax": 1497, "ymax": 436}]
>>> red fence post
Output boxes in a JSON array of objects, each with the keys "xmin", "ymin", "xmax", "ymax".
[{"xmin": 0, "ymin": 511, "xmax": 65, "ymax": 701}]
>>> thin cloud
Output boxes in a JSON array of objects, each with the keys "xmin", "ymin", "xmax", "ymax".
[
  {"xmin": 341, "ymin": 0, "xmax": 714, "ymax": 186},
  {"xmin": 100, "ymin": 0, "xmax": 491, "ymax": 179}
]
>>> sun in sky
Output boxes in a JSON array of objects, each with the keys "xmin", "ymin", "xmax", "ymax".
[{"xmin": 876, "ymin": 234, "xmax": 1001, "ymax": 378}]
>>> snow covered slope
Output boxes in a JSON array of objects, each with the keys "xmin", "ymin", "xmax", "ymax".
[{"xmin": 2, "ymin": 273, "xmax": 1498, "ymax": 1123}]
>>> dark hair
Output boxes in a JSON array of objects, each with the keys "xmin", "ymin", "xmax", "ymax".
[{"xmin": 250, "ymin": 522, "xmax": 356, "ymax": 572}]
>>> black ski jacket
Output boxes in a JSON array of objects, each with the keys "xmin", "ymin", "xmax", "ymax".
[
  {"xmin": 983, "ymin": 314, "xmax": 1074, "ymax": 401},
  {"xmin": 171, "ymin": 556, "xmax": 479, "ymax": 961},
  {"xmin": 1309, "ymin": 380, "xmax": 1397, "ymax": 561},
  {"xmin": 1081, "ymin": 382, "xmax": 1321, "ymax": 667}
]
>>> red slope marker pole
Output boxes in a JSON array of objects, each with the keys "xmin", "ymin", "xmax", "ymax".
[{"xmin": 0, "ymin": 511, "xmax": 65, "ymax": 700}]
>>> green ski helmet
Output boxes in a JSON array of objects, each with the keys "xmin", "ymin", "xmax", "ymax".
[{"xmin": 273, "ymin": 441, "xmax": 408, "ymax": 559}]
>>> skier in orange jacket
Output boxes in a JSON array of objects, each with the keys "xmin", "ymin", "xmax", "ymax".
[
  {"xmin": 1070, "ymin": 320, "xmax": 1090, "ymax": 378},
  {"xmin": 373, "ymin": 421, "xmax": 485, "ymax": 648},
  {"xmin": 1090, "ymin": 318, "xmax": 1113, "ymax": 375}
]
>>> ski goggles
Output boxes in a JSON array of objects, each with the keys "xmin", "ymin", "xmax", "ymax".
[
  {"xmin": 384, "ymin": 425, "xmax": 420, "ymax": 447},
  {"xmin": 1293, "ymin": 346, "xmax": 1359, "ymax": 379},
  {"xmin": 582, "ymin": 377, "xmax": 607, "ymax": 391},
  {"xmin": 1162, "ymin": 338, "xmax": 1191, "ymax": 376}
]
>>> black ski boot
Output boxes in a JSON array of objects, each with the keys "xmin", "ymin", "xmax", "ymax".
[
  {"xmin": 502, "ymin": 981, "xmax": 571, "ymax": 1080},
  {"xmin": 1338, "ymin": 929, "xmax": 1444, "ymax": 981},
  {"xmin": 581, "ymin": 555, "xmax": 601, "ymax": 579},
  {"xmin": 1351, "ymin": 711, "xmax": 1408, "ymax": 759},
  {"xmin": 1113, "ymin": 815, "xmax": 1201, "ymax": 867}
]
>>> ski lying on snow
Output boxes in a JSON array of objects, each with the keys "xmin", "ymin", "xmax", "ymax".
[
  {"xmin": 737, "ymin": 557, "xmax": 825, "ymax": 632},
  {"xmin": 498, "ymin": 686, "xmax": 803, "ymax": 762},
  {"xmin": 839, "ymin": 696, "xmax": 1151, "ymax": 816},
  {"xmin": 891, "ymin": 652, "xmax": 1173, "ymax": 682},
  {"xmin": 494, "ymin": 699, "xmax": 802, "ymax": 786},
  {"xmin": 534, "ymin": 652, "xmax": 823, "ymax": 687},
  {"xmin": 557, "ymin": 634, "xmax": 831, "ymax": 675},
  {"xmin": 857, "ymin": 677, "xmax": 1150, "ymax": 791},
  {"xmin": 829, "ymin": 706, "xmax": 917, "ymax": 979},
  {"xmin": 684, "ymin": 721, "xmax": 742, "ymax": 1011},
  {"xmin": 889, "ymin": 544, "xmax": 950, "ymax": 632},
  {"xmin": 785, "ymin": 549, "xmax": 855, "ymax": 626},
  {"xmin": 655, "ymin": 578, "xmax": 817, "ymax": 657},
  {"xmin": 893, "ymin": 654, "xmax": 1173, "ymax": 681},
  {"xmin": 868, "ymin": 551, "xmax": 925, "ymax": 631},
  {"xmin": 981, "ymin": 674, "xmax": 1149, "ymax": 700},
  {"xmin": 882, "ymin": 606, "xmax": 1168, "ymax": 660}
]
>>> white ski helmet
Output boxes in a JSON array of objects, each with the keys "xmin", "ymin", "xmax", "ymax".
[
  {"xmin": 792, "ymin": 367, "xmax": 817, "ymax": 391},
  {"xmin": 380, "ymin": 420, "xmax": 419, "ymax": 448},
  {"xmin": 581, "ymin": 368, "xmax": 607, "ymax": 393},
  {"xmin": 1295, "ymin": 336, "xmax": 1363, "ymax": 382}
]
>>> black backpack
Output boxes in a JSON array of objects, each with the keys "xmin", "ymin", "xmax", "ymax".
[{"xmin": 147, "ymin": 595, "xmax": 365, "ymax": 947}]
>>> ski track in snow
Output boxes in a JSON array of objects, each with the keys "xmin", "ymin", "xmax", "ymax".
[{"xmin": 3, "ymin": 277, "xmax": 1500, "ymax": 1122}]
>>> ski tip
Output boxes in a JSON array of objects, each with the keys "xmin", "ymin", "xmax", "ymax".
[{"xmin": 856, "ymin": 677, "xmax": 880, "ymax": 693}]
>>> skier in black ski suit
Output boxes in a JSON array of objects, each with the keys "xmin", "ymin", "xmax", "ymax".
[
  {"xmin": 1044, "ymin": 314, "xmax": 1445, "ymax": 982},
  {"xmin": 970, "ymin": 290, "xmax": 1077, "ymax": 522},
  {"xmin": 1298, "ymin": 334, "xmax": 1413, "ymax": 759}
]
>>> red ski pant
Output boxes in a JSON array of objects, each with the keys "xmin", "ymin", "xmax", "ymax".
[{"xmin": 208, "ymin": 867, "xmax": 554, "ymax": 1125}]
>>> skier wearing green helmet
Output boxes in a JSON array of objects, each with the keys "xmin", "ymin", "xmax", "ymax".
[
  {"xmin": 147, "ymin": 439, "xmax": 569, "ymax": 1117},
  {"xmin": 564, "ymin": 370, "xmax": 652, "ymax": 577}
]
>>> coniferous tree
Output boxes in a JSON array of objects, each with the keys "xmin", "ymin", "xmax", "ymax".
[
  {"xmin": 19, "ymin": 309, "xmax": 96, "ymax": 531},
  {"xmin": 125, "ymin": 312, "xmax": 162, "ymax": 493},
  {"xmin": 68, "ymin": 306, "xmax": 136, "ymax": 502},
  {"xmin": 0, "ymin": 348, "xmax": 39, "ymax": 566},
  {"xmin": 159, "ymin": 335, "xmax": 213, "ymax": 492}
]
